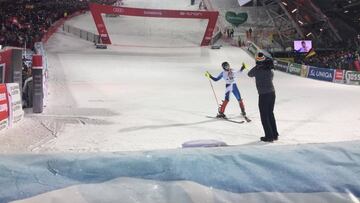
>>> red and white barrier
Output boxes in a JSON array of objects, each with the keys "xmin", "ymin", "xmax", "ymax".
[
  {"xmin": 0, "ymin": 84, "xmax": 9, "ymax": 131},
  {"xmin": 6, "ymin": 83, "xmax": 23, "ymax": 127},
  {"xmin": 0, "ymin": 83, "xmax": 23, "ymax": 132}
]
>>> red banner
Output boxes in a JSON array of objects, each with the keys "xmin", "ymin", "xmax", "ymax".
[
  {"xmin": 335, "ymin": 69, "xmax": 344, "ymax": 81},
  {"xmin": 0, "ymin": 49, "xmax": 12, "ymax": 83},
  {"xmin": 0, "ymin": 84, "xmax": 9, "ymax": 131},
  {"xmin": 89, "ymin": 3, "xmax": 218, "ymax": 46}
]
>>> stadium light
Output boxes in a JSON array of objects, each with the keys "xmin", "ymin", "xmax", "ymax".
[
  {"xmin": 291, "ymin": 8, "xmax": 298, "ymax": 13},
  {"xmin": 282, "ymin": 2, "xmax": 287, "ymax": 6},
  {"xmin": 306, "ymin": 32, "xmax": 312, "ymax": 37}
]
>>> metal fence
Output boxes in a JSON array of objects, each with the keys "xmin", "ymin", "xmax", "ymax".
[{"xmin": 63, "ymin": 23, "xmax": 100, "ymax": 44}]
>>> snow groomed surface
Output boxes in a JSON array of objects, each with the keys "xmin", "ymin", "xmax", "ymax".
[{"xmin": 2, "ymin": 141, "xmax": 360, "ymax": 202}]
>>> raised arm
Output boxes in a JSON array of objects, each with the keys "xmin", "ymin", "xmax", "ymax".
[
  {"xmin": 247, "ymin": 66, "xmax": 257, "ymax": 77},
  {"xmin": 205, "ymin": 71, "xmax": 223, "ymax": 81}
]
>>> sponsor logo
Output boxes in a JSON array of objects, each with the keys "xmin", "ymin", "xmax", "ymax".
[
  {"xmin": 100, "ymin": 34, "xmax": 108, "ymax": 37},
  {"xmin": 345, "ymin": 71, "xmax": 360, "ymax": 82},
  {"xmin": 180, "ymin": 11, "xmax": 202, "ymax": 17},
  {"xmin": 288, "ymin": 63, "xmax": 301, "ymax": 75},
  {"xmin": 309, "ymin": 69, "xmax": 333, "ymax": 80},
  {"xmin": 335, "ymin": 70, "xmax": 344, "ymax": 80},
  {"xmin": 144, "ymin": 11, "xmax": 162, "ymax": 16},
  {"xmin": 113, "ymin": 7, "xmax": 124, "ymax": 13}
]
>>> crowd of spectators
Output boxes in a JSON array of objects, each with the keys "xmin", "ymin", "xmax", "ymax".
[
  {"xmin": 0, "ymin": 0, "xmax": 117, "ymax": 49},
  {"xmin": 301, "ymin": 49, "xmax": 360, "ymax": 71}
]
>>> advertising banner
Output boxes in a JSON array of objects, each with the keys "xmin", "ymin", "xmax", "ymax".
[
  {"xmin": 34, "ymin": 42, "xmax": 48, "ymax": 107},
  {"xmin": 273, "ymin": 60, "xmax": 288, "ymax": 73},
  {"xmin": 345, "ymin": 71, "xmax": 360, "ymax": 85},
  {"xmin": 6, "ymin": 83, "xmax": 23, "ymax": 127},
  {"xmin": 288, "ymin": 62, "xmax": 302, "ymax": 76},
  {"xmin": 89, "ymin": 3, "xmax": 218, "ymax": 46},
  {"xmin": 0, "ymin": 84, "xmax": 9, "ymax": 131},
  {"xmin": 32, "ymin": 55, "xmax": 43, "ymax": 113},
  {"xmin": 307, "ymin": 67, "xmax": 335, "ymax": 82},
  {"xmin": 334, "ymin": 69, "xmax": 345, "ymax": 83},
  {"xmin": 300, "ymin": 64, "xmax": 309, "ymax": 78},
  {"xmin": 0, "ymin": 49, "xmax": 12, "ymax": 83}
]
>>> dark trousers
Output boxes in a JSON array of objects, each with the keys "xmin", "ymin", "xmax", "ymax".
[{"xmin": 259, "ymin": 92, "xmax": 278, "ymax": 140}]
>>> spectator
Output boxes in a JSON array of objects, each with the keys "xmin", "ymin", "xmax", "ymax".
[{"xmin": 248, "ymin": 53, "xmax": 279, "ymax": 142}]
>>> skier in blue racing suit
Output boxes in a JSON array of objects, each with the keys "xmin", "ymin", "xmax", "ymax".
[{"xmin": 205, "ymin": 62, "xmax": 247, "ymax": 118}]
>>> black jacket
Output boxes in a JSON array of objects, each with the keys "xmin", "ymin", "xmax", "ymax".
[{"xmin": 248, "ymin": 58, "xmax": 275, "ymax": 95}]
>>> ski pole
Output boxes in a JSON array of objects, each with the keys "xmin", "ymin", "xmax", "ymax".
[{"xmin": 208, "ymin": 78, "xmax": 220, "ymax": 107}]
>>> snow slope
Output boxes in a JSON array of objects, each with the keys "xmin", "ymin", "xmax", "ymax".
[
  {"xmin": 0, "ymin": 0, "xmax": 359, "ymax": 202},
  {"xmin": 0, "ymin": 0, "xmax": 359, "ymax": 153}
]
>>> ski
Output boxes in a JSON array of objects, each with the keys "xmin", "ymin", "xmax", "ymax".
[
  {"xmin": 243, "ymin": 115, "xmax": 252, "ymax": 122},
  {"xmin": 206, "ymin": 116, "xmax": 245, "ymax": 124}
]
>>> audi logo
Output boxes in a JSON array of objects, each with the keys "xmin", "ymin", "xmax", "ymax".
[{"xmin": 113, "ymin": 7, "xmax": 124, "ymax": 13}]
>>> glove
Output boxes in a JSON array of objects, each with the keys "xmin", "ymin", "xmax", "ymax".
[
  {"xmin": 240, "ymin": 62, "xmax": 247, "ymax": 71},
  {"xmin": 205, "ymin": 71, "xmax": 211, "ymax": 78}
]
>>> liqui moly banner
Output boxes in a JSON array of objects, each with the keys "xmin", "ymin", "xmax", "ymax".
[
  {"xmin": 6, "ymin": 83, "xmax": 23, "ymax": 127},
  {"xmin": 0, "ymin": 84, "xmax": 9, "ymax": 131},
  {"xmin": 307, "ymin": 67, "xmax": 335, "ymax": 82},
  {"xmin": 89, "ymin": 3, "xmax": 218, "ymax": 46}
]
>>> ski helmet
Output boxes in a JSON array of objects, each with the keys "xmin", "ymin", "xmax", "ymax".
[{"xmin": 222, "ymin": 62, "xmax": 230, "ymax": 71}]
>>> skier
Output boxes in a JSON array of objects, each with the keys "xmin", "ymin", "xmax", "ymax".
[{"xmin": 205, "ymin": 62, "xmax": 248, "ymax": 119}]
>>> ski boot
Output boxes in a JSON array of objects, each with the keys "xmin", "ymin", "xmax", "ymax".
[
  {"xmin": 239, "ymin": 100, "xmax": 251, "ymax": 122},
  {"xmin": 217, "ymin": 100, "xmax": 229, "ymax": 119}
]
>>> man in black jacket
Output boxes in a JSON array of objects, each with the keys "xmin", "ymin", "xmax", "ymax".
[{"xmin": 248, "ymin": 52, "xmax": 279, "ymax": 142}]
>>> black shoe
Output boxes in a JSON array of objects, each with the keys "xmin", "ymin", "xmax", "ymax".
[
  {"xmin": 216, "ymin": 113, "xmax": 226, "ymax": 119},
  {"xmin": 274, "ymin": 135, "xmax": 279, "ymax": 141},
  {"xmin": 260, "ymin": 137, "xmax": 273, "ymax": 142}
]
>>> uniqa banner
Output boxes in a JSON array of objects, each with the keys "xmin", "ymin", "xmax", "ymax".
[{"xmin": 307, "ymin": 67, "xmax": 334, "ymax": 82}]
